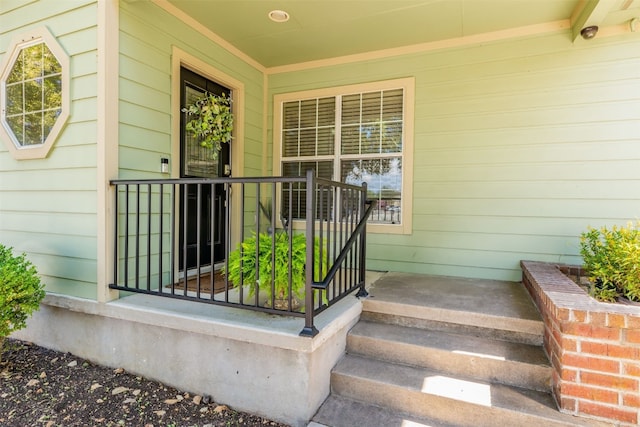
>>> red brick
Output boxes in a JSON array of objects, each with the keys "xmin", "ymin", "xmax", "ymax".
[
  {"xmin": 561, "ymin": 337, "xmax": 577, "ymax": 352},
  {"xmin": 627, "ymin": 329, "xmax": 640, "ymax": 345},
  {"xmin": 582, "ymin": 341, "xmax": 640, "ymax": 360},
  {"xmin": 607, "ymin": 313, "xmax": 626, "ymax": 328},
  {"xmin": 560, "ymin": 321, "xmax": 585, "ymax": 336},
  {"xmin": 560, "ymin": 397, "xmax": 576, "ymax": 412},
  {"xmin": 581, "ymin": 341, "xmax": 606, "ymax": 355},
  {"xmin": 579, "ymin": 401, "xmax": 638, "ymax": 424},
  {"xmin": 628, "ymin": 315, "xmax": 640, "ymax": 329},
  {"xmin": 551, "ymin": 327, "xmax": 562, "ymax": 347},
  {"xmin": 560, "ymin": 368, "xmax": 577, "ymax": 382},
  {"xmin": 589, "ymin": 325, "xmax": 621, "ymax": 341},
  {"xmin": 608, "ymin": 344, "xmax": 640, "ymax": 359},
  {"xmin": 562, "ymin": 383, "xmax": 618, "ymax": 404},
  {"xmin": 581, "ymin": 371, "xmax": 639, "ymax": 391},
  {"xmin": 556, "ymin": 307, "xmax": 570, "ymax": 321},
  {"xmin": 562, "ymin": 322, "xmax": 621, "ymax": 341},
  {"xmin": 572, "ymin": 310, "xmax": 587, "ymax": 322},
  {"xmin": 623, "ymin": 363, "xmax": 640, "ymax": 377},
  {"xmin": 562, "ymin": 353, "xmax": 620, "ymax": 374},
  {"xmin": 551, "ymin": 352, "xmax": 562, "ymax": 373},
  {"xmin": 624, "ymin": 393, "xmax": 640, "ymax": 408},
  {"xmin": 589, "ymin": 312, "xmax": 607, "ymax": 326}
]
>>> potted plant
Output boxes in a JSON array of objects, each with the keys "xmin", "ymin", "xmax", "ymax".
[
  {"xmin": 223, "ymin": 232, "xmax": 328, "ymax": 311},
  {"xmin": 0, "ymin": 244, "xmax": 46, "ymax": 363},
  {"xmin": 182, "ymin": 92, "xmax": 233, "ymax": 159}
]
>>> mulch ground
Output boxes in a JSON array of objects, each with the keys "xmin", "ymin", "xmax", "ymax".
[{"xmin": 0, "ymin": 339, "xmax": 290, "ymax": 427}]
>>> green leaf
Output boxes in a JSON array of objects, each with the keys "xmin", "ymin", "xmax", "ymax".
[{"xmin": 0, "ymin": 244, "xmax": 45, "ymax": 339}]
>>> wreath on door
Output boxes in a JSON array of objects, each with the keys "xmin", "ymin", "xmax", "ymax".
[{"xmin": 182, "ymin": 92, "xmax": 233, "ymax": 159}]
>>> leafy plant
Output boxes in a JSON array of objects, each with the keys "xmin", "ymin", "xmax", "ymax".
[
  {"xmin": 580, "ymin": 222, "xmax": 640, "ymax": 302},
  {"xmin": 0, "ymin": 244, "xmax": 46, "ymax": 362},
  {"xmin": 182, "ymin": 92, "xmax": 233, "ymax": 158},
  {"xmin": 223, "ymin": 232, "xmax": 328, "ymax": 310}
]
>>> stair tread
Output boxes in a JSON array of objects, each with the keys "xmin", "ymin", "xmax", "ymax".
[
  {"xmin": 363, "ymin": 298, "xmax": 544, "ymax": 337},
  {"xmin": 333, "ymin": 354, "xmax": 609, "ymax": 426},
  {"xmin": 312, "ymin": 395, "xmax": 457, "ymax": 427},
  {"xmin": 350, "ymin": 320, "xmax": 550, "ymax": 368},
  {"xmin": 366, "ymin": 273, "xmax": 543, "ymax": 322}
]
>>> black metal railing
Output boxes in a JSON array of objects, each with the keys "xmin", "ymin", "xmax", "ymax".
[{"xmin": 109, "ymin": 170, "xmax": 373, "ymax": 336}]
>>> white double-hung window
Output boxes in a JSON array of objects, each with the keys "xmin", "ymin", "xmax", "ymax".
[{"xmin": 274, "ymin": 78, "xmax": 414, "ymax": 234}]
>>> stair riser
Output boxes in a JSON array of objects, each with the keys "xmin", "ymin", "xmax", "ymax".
[
  {"xmin": 332, "ymin": 372, "xmax": 577, "ymax": 427},
  {"xmin": 348, "ymin": 334, "xmax": 552, "ymax": 392},
  {"xmin": 360, "ymin": 311, "xmax": 543, "ymax": 346},
  {"xmin": 312, "ymin": 395, "xmax": 454, "ymax": 427}
]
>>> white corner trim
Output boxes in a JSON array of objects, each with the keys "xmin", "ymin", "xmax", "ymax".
[{"xmin": 97, "ymin": 0, "xmax": 120, "ymax": 303}]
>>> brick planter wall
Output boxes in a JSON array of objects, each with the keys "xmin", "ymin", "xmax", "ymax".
[{"xmin": 521, "ymin": 261, "xmax": 640, "ymax": 426}]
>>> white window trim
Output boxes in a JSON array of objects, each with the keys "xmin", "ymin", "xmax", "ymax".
[
  {"xmin": 273, "ymin": 77, "xmax": 414, "ymax": 235},
  {"xmin": 0, "ymin": 26, "xmax": 70, "ymax": 160}
]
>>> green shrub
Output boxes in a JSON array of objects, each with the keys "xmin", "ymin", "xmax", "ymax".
[
  {"xmin": 580, "ymin": 222, "xmax": 640, "ymax": 302},
  {"xmin": 224, "ymin": 232, "xmax": 327, "ymax": 309},
  {"xmin": 0, "ymin": 245, "xmax": 46, "ymax": 361}
]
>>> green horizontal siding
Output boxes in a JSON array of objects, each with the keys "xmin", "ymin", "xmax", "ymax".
[
  {"xmin": 269, "ymin": 33, "xmax": 640, "ymax": 281},
  {"xmin": 118, "ymin": 1, "xmax": 265, "ymax": 178},
  {"xmin": 0, "ymin": 0, "xmax": 98, "ymax": 298}
]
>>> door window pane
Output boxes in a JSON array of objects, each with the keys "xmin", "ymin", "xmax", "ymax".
[{"xmin": 183, "ymin": 85, "xmax": 219, "ymax": 178}]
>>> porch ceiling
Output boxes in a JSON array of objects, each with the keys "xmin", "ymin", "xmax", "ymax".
[{"xmin": 163, "ymin": 0, "xmax": 640, "ymax": 68}]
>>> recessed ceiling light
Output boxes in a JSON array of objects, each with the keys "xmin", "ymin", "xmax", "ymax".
[{"xmin": 268, "ymin": 10, "xmax": 290, "ymax": 23}]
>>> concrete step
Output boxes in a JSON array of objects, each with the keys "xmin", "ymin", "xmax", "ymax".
[
  {"xmin": 348, "ymin": 320, "xmax": 552, "ymax": 392},
  {"xmin": 361, "ymin": 304, "xmax": 544, "ymax": 346},
  {"xmin": 312, "ymin": 394, "xmax": 457, "ymax": 427},
  {"xmin": 363, "ymin": 273, "xmax": 545, "ymax": 346},
  {"xmin": 331, "ymin": 354, "xmax": 608, "ymax": 427}
]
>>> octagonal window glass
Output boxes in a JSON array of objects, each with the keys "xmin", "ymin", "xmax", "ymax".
[
  {"xmin": 1, "ymin": 27, "xmax": 69, "ymax": 159},
  {"xmin": 5, "ymin": 43, "xmax": 62, "ymax": 146}
]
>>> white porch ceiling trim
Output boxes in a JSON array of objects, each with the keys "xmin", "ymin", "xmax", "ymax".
[
  {"xmin": 152, "ymin": 0, "xmax": 639, "ymax": 75},
  {"xmin": 266, "ymin": 20, "xmax": 571, "ymax": 75},
  {"xmin": 152, "ymin": 0, "xmax": 266, "ymax": 72}
]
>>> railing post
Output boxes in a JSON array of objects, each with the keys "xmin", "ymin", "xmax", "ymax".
[
  {"xmin": 113, "ymin": 183, "xmax": 119, "ymax": 288},
  {"xmin": 300, "ymin": 169, "xmax": 319, "ymax": 337},
  {"xmin": 356, "ymin": 182, "xmax": 369, "ymax": 298}
]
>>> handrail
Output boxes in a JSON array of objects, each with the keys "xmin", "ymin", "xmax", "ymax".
[
  {"xmin": 300, "ymin": 170, "xmax": 371, "ymax": 336},
  {"xmin": 312, "ymin": 200, "xmax": 374, "ymax": 291}
]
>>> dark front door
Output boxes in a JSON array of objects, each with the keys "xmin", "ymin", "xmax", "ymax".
[{"xmin": 179, "ymin": 67, "xmax": 231, "ymax": 272}]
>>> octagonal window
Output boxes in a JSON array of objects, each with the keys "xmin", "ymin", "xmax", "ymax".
[{"xmin": 1, "ymin": 27, "xmax": 69, "ymax": 159}]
